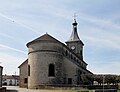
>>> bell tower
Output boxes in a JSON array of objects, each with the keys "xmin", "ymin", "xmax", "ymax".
[{"xmin": 66, "ymin": 18, "xmax": 84, "ymax": 60}]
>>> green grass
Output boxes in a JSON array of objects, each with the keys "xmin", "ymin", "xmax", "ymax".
[
  {"xmin": 64, "ymin": 89, "xmax": 120, "ymax": 92},
  {"xmin": 66, "ymin": 90, "xmax": 94, "ymax": 92}
]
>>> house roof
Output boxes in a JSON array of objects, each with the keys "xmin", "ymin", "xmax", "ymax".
[
  {"xmin": 3, "ymin": 75, "xmax": 19, "ymax": 80},
  {"xmin": 18, "ymin": 59, "xmax": 28, "ymax": 68}
]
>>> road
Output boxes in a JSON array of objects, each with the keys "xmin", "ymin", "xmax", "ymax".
[{"xmin": 5, "ymin": 86, "xmax": 67, "ymax": 92}]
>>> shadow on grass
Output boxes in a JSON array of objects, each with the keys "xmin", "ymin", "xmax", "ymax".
[{"xmin": 6, "ymin": 89, "xmax": 18, "ymax": 92}]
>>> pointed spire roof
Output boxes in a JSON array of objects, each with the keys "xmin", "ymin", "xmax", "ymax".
[{"xmin": 67, "ymin": 19, "xmax": 80, "ymax": 42}]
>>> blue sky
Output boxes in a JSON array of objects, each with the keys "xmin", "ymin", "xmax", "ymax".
[{"xmin": 0, "ymin": 0, "xmax": 120, "ymax": 75}]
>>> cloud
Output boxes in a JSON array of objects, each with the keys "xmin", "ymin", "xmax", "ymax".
[
  {"xmin": 88, "ymin": 60, "xmax": 120, "ymax": 74},
  {"xmin": 79, "ymin": 22, "xmax": 120, "ymax": 50},
  {"xmin": 83, "ymin": 34, "xmax": 120, "ymax": 50},
  {"xmin": 1, "ymin": 0, "xmax": 120, "ymax": 31},
  {"xmin": 0, "ymin": 44, "xmax": 26, "ymax": 54},
  {"xmin": 78, "ymin": 12, "xmax": 120, "ymax": 30},
  {"xmin": 0, "ymin": 33, "xmax": 15, "ymax": 39},
  {"xmin": 0, "ymin": 44, "xmax": 27, "ymax": 75},
  {"xmin": 0, "ymin": 13, "xmax": 40, "ymax": 34},
  {"xmin": 0, "ymin": 53, "xmax": 26, "ymax": 75}
]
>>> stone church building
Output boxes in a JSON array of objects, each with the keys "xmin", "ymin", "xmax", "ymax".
[
  {"xmin": 18, "ymin": 19, "xmax": 93, "ymax": 88},
  {"xmin": 0, "ymin": 66, "xmax": 3, "ymax": 87}
]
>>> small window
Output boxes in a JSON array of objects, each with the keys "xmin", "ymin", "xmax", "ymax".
[
  {"xmin": 68, "ymin": 78, "xmax": 72, "ymax": 84},
  {"xmin": 48, "ymin": 64, "xmax": 55, "ymax": 77},
  {"xmin": 66, "ymin": 50, "xmax": 68, "ymax": 56},
  {"xmin": 77, "ymin": 59, "xmax": 78, "ymax": 63},
  {"xmin": 9, "ymin": 80, "xmax": 12, "ymax": 85},
  {"xmin": 80, "ymin": 50, "xmax": 82, "ymax": 55},
  {"xmin": 80, "ymin": 62, "xmax": 82, "ymax": 65},
  {"xmin": 62, "ymin": 52, "xmax": 64, "ymax": 55},
  {"xmin": 28, "ymin": 65, "xmax": 30, "ymax": 76},
  {"xmin": 74, "ymin": 57, "xmax": 76, "ymax": 61},
  {"xmin": 63, "ymin": 77, "xmax": 66, "ymax": 84},
  {"xmin": 24, "ymin": 78, "xmax": 28, "ymax": 83},
  {"xmin": 71, "ymin": 54, "xmax": 73, "ymax": 59}
]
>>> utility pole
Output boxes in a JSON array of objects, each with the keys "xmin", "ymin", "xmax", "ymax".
[
  {"xmin": 103, "ymin": 75, "xmax": 105, "ymax": 92},
  {"xmin": 15, "ymin": 72, "xmax": 16, "ymax": 86}
]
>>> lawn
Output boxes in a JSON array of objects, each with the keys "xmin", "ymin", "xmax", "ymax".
[{"xmin": 66, "ymin": 90, "xmax": 94, "ymax": 92}]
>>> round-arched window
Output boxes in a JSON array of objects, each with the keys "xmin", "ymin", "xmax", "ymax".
[{"xmin": 48, "ymin": 64, "xmax": 55, "ymax": 77}]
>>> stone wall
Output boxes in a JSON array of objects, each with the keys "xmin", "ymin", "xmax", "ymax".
[
  {"xmin": 19, "ymin": 60, "xmax": 28, "ymax": 88},
  {"xmin": 28, "ymin": 42, "xmax": 64, "ymax": 88},
  {"xmin": 63, "ymin": 57, "xmax": 78, "ymax": 85},
  {"xmin": 0, "ymin": 66, "xmax": 3, "ymax": 87}
]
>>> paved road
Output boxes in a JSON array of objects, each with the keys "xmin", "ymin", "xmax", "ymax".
[{"xmin": 5, "ymin": 86, "xmax": 67, "ymax": 92}]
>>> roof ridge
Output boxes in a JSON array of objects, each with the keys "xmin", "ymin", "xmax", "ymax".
[{"xmin": 26, "ymin": 33, "xmax": 61, "ymax": 47}]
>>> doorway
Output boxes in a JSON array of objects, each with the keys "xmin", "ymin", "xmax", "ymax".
[{"xmin": 68, "ymin": 78, "xmax": 72, "ymax": 84}]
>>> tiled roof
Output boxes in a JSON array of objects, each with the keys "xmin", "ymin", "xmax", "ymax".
[
  {"xmin": 27, "ymin": 33, "xmax": 61, "ymax": 47},
  {"xmin": 18, "ymin": 59, "xmax": 28, "ymax": 68},
  {"xmin": 3, "ymin": 75, "xmax": 19, "ymax": 80}
]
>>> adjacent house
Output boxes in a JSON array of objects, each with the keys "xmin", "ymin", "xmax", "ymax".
[
  {"xmin": 2, "ymin": 75, "xmax": 19, "ymax": 86},
  {"xmin": 18, "ymin": 59, "xmax": 28, "ymax": 88}
]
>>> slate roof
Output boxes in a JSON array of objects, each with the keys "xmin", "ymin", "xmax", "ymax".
[
  {"xmin": 68, "ymin": 28, "xmax": 80, "ymax": 41},
  {"xmin": 0, "ymin": 66, "xmax": 3, "ymax": 68}
]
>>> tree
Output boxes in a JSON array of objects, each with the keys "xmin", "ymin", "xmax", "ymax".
[
  {"xmin": 94, "ymin": 74, "xmax": 120, "ymax": 85},
  {"xmin": 81, "ymin": 74, "xmax": 94, "ymax": 85},
  {"xmin": 115, "ymin": 75, "xmax": 120, "ymax": 85},
  {"xmin": 94, "ymin": 75, "xmax": 103, "ymax": 85}
]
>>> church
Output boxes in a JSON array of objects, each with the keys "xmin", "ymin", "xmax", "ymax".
[
  {"xmin": 0, "ymin": 66, "xmax": 3, "ymax": 87},
  {"xmin": 18, "ymin": 19, "xmax": 93, "ymax": 89}
]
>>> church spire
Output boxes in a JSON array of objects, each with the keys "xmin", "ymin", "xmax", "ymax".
[
  {"xmin": 66, "ymin": 17, "xmax": 84, "ymax": 59},
  {"xmin": 68, "ymin": 18, "xmax": 80, "ymax": 41}
]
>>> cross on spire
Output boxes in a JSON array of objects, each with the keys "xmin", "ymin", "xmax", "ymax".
[
  {"xmin": 73, "ymin": 13, "xmax": 77, "ymax": 20},
  {"xmin": 73, "ymin": 13, "xmax": 77, "ymax": 23},
  {"xmin": 66, "ymin": 13, "xmax": 79, "ymax": 41}
]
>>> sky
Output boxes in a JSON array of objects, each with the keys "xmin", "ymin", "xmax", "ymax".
[{"xmin": 0, "ymin": 0, "xmax": 120, "ymax": 75}]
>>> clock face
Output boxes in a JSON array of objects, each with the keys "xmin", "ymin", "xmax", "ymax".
[{"xmin": 71, "ymin": 46, "xmax": 75, "ymax": 50}]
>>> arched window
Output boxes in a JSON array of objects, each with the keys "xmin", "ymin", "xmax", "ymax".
[
  {"xmin": 80, "ymin": 50, "xmax": 82, "ymax": 56},
  {"xmin": 48, "ymin": 64, "xmax": 55, "ymax": 77},
  {"xmin": 71, "ymin": 54, "xmax": 73, "ymax": 59},
  {"xmin": 66, "ymin": 50, "xmax": 68, "ymax": 56},
  {"xmin": 28, "ymin": 65, "xmax": 30, "ymax": 76},
  {"xmin": 76, "ymin": 59, "xmax": 78, "ymax": 63},
  {"xmin": 74, "ymin": 57, "xmax": 76, "ymax": 61}
]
